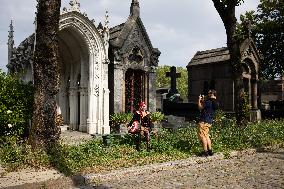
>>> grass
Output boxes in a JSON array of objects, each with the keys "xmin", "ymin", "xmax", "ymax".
[{"xmin": 0, "ymin": 118, "xmax": 283, "ymax": 176}]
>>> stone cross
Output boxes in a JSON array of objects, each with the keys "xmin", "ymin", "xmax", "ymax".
[{"xmin": 166, "ymin": 66, "xmax": 181, "ymax": 96}]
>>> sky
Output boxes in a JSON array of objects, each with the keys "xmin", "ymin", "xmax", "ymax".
[{"xmin": 0, "ymin": 0, "xmax": 260, "ymax": 73}]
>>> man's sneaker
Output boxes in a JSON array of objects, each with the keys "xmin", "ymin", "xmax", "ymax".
[
  {"xmin": 208, "ymin": 149, "xmax": 214, "ymax": 156},
  {"xmin": 199, "ymin": 151, "xmax": 209, "ymax": 157}
]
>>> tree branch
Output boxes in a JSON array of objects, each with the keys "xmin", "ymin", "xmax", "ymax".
[{"xmin": 212, "ymin": 0, "xmax": 227, "ymax": 19}]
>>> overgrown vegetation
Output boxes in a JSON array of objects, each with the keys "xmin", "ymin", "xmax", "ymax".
[
  {"xmin": 0, "ymin": 70, "xmax": 34, "ymax": 138},
  {"xmin": 110, "ymin": 113, "xmax": 132, "ymax": 126},
  {"xmin": 1, "ymin": 116, "xmax": 283, "ymax": 176}
]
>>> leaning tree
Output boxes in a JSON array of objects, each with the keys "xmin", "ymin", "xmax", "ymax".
[
  {"xmin": 29, "ymin": 0, "xmax": 61, "ymax": 150},
  {"xmin": 212, "ymin": 0, "xmax": 248, "ymax": 125}
]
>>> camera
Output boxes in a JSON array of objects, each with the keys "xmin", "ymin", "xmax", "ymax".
[{"xmin": 199, "ymin": 94, "xmax": 206, "ymax": 102}]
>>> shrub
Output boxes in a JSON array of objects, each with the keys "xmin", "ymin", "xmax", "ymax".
[
  {"xmin": 110, "ymin": 113, "xmax": 132, "ymax": 127},
  {"xmin": 150, "ymin": 111, "xmax": 165, "ymax": 122},
  {"xmin": 0, "ymin": 136, "xmax": 49, "ymax": 172},
  {"xmin": 0, "ymin": 70, "xmax": 34, "ymax": 139}
]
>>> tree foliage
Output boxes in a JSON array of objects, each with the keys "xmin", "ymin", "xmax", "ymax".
[
  {"xmin": 0, "ymin": 70, "xmax": 34, "ymax": 138},
  {"xmin": 156, "ymin": 65, "xmax": 188, "ymax": 101},
  {"xmin": 239, "ymin": 0, "xmax": 284, "ymax": 79}
]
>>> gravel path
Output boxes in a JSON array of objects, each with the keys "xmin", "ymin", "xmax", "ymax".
[
  {"xmin": 86, "ymin": 148, "xmax": 284, "ymax": 189},
  {"xmin": 1, "ymin": 130, "xmax": 283, "ymax": 189}
]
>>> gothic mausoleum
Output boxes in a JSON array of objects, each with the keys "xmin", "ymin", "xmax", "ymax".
[
  {"xmin": 6, "ymin": 0, "xmax": 160, "ymax": 135},
  {"xmin": 187, "ymin": 38, "xmax": 262, "ymax": 121}
]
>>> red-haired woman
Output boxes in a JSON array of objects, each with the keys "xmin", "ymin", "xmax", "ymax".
[{"xmin": 128, "ymin": 102, "xmax": 152, "ymax": 151}]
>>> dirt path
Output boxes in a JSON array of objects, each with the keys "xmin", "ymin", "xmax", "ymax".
[{"xmin": 1, "ymin": 147, "xmax": 283, "ymax": 189}]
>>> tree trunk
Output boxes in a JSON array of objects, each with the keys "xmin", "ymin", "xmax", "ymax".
[
  {"xmin": 212, "ymin": 0, "xmax": 247, "ymax": 126},
  {"xmin": 29, "ymin": 0, "xmax": 61, "ymax": 150}
]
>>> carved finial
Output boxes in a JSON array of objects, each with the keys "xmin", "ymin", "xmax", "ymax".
[
  {"xmin": 104, "ymin": 11, "xmax": 109, "ymax": 29},
  {"xmin": 8, "ymin": 20, "xmax": 14, "ymax": 47},
  {"xmin": 130, "ymin": 0, "xmax": 140, "ymax": 17},
  {"xmin": 69, "ymin": 0, "xmax": 80, "ymax": 12},
  {"xmin": 98, "ymin": 22, "xmax": 103, "ymax": 31},
  {"xmin": 7, "ymin": 20, "xmax": 15, "ymax": 74},
  {"xmin": 103, "ymin": 11, "xmax": 110, "ymax": 55},
  {"xmin": 62, "ymin": 0, "xmax": 82, "ymax": 14}
]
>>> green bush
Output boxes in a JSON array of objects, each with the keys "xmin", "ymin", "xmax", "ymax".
[
  {"xmin": 110, "ymin": 113, "xmax": 132, "ymax": 127},
  {"xmin": 110, "ymin": 111, "xmax": 165, "ymax": 126},
  {"xmin": 150, "ymin": 111, "xmax": 165, "ymax": 122},
  {"xmin": 0, "ymin": 136, "xmax": 49, "ymax": 172},
  {"xmin": 0, "ymin": 70, "xmax": 34, "ymax": 138}
]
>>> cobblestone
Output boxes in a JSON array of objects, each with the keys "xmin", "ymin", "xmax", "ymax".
[{"xmin": 85, "ymin": 148, "xmax": 284, "ymax": 189}]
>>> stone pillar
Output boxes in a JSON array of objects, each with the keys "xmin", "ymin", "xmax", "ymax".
[
  {"xmin": 103, "ymin": 88, "xmax": 110, "ymax": 134},
  {"xmin": 148, "ymin": 70, "xmax": 156, "ymax": 112},
  {"xmin": 251, "ymin": 79, "xmax": 258, "ymax": 110},
  {"xmin": 113, "ymin": 63, "xmax": 124, "ymax": 113},
  {"xmin": 69, "ymin": 86, "xmax": 78, "ymax": 130},
  {"xmin": 248, "ymin": 78, "xmax": 252, "ymax": 108},
  {"xmin": 79, "ymin": 87, "xmax": 88, "ymax": 132},
  {"xmin": 97, "ymin": 72, "xmax": 104, "ymax": 135},
  {"xmin": 102, "ymin": 60, "xmax": 110, "ymax": 134},
  {"xmin": 87, "ymin": 53, "xmax": 99, "ymax": 134},
  {"xmin": 250, "ymin": 79, "xmax": 261, "ymax": 122}
]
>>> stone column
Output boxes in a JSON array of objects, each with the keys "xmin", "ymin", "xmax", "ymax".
[
  {"xmin": 250, "ymin": 79, "xmax": 261, "ymax": 122},
  {"xmin": 113, "ymin": 63, "xmax": 124, "ymax": 113},
  {"xmin": 102, "ymin": 60, "xmax": 110, "ymax": 134},
  {"xmin": 148, "ymin": 70, "xmax": 156, "ymax": 112},
  {"xmin": 251, "ymin": 79, "xmax": 258, "ymax": 110},
  {"xmin": 87, "ymin": 53, "xmax": 99, "ymax": 134},
  {"xmin": 248, "ymin": 78, "xmax": 252, "ymax": 108},
  {"xmin": 103, "ymin": 88, "xmax": 110, "ymax": 134},
  {"xmin": 69, "ymin": 86, "xmax": 78, "ymax": 130},
  {"xmin": 79, "ymin": 87, "xmax": 88, "ymax": 132}
]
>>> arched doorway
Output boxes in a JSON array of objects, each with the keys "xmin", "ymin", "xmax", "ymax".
[
  {"xmin": 125, "ymin": 69, "xmax": 146, "ymax": 112},
  {"xmin": 242, "ymin": 58, "xmax": 258, "ymax": 110},
  {"xmin": 57, "ymin": 27, "xmax": 89, "ymax": 131},
  {"xmin": 57, "ymin": 12, "xmax": 110, "ymax": 134}
]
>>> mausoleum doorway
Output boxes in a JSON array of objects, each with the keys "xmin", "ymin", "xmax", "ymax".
[
  {"xmin": 125, "ymin": 69, "xmax": 147, "ymax": 113},
  {"xmin": 57, "ymin": 27, "xmax": 89, "ymax": 131}
]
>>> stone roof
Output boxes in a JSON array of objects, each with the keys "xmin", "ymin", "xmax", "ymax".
[
  {"xmin": 109, "ymin": 23, "xmax": 125, "ymax": 43},
  {"xmin": 109, "ymin": 16, "xmax": 155, "ymax": 52},
  {"xmin": 187, "ymin": 47, "xmax": 230, "ymax": 67},
  {"xmin": 7, "ymin": 34, "xmax": 35, "ymax": 73}
]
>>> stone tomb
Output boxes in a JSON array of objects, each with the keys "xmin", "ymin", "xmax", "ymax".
[
  {"xmin": 7, "ymin": 0, "xmax": 160, "ymax": 134},
  {"xmin": 187, "ymin": 38, "xmax": 262, "ymax": 121},
  {"xmin": 162, "ymin": 66, "xmax": 200, "ymax": 120}
]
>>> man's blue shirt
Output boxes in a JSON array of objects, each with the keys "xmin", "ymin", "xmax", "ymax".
[{"xmin": 200, "ymin": 98, "xmax": 219, "ymax": 124}]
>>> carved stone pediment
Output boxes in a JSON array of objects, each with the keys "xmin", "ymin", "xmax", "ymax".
[{"xmin": 128, "ymin": 46, "xmax": 143, "ymax": 63}]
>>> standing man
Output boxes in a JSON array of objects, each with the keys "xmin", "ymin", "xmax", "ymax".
[{"xmin": 197, "ymin": 90, "xmax": 219, "ymax": 156}]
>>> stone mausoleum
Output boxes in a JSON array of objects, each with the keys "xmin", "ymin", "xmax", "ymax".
[
  {"xmin": 187, "ymin": 38, "xmax": 262, "ymax": 121},
  {"xmin": 6, "ymin": 0, "xmax": 160, "ymax": 134}
]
